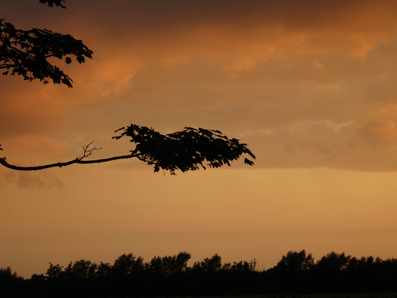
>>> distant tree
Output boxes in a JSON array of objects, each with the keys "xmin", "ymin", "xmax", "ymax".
[
  {"xmin": 230, "ymin": 260, "xmax": 257, "ymax": 272},
  {"xmin": 315, "ymin": 252, "xmax": 351, "ymax": 272},
  {"xmin": 0, "ymin": 266, "xmax": 21, "ymax": 280},
  {"xmin": 4, "ymin": 252, "xmax": 397, "ymax": 296},
  {"xmin": 0, "ymin": 267, "xmax": 25, "ymax": 298},
  {"xmin": 112, "ymin": 253, "xmax": 144, "ymax": 276},
  {"xmin": 347, "ymin": 255, "xmax": 381, "ymax": 272},
  {"xmin": 276, "ymin": 250, "xmax": 314, "ymax": 272},
  {"xmin": 146, "ymin": 252, "xmax": 191, "ymax": 276},
  {"xmin": 64, "ymin": 260, "xmax": 97, "ymax": 279},
  {"xmin": 193, "ymin": 254, "xmax": 222, "ymax": 272},
  {"xmin": 146, "ymin": 256, "xmax": 164, "ymax": 275},
  {"xmin": 147, "ymin": 252, "xmax": 191, "ymax": 276},
  {"xmin": 46, "ymin": 263, "xmax": 64, "ymax": 280},
  {"xmin": 95, "ymin": 262, "xmax": 112, "ymax": 278},
  {"xmin": 174, "ymin": 251, "xmax": 191, "ymax": 272},
  {"xmin": 0, "ymin": 0, "xmax": 255, "ymax": 174}
]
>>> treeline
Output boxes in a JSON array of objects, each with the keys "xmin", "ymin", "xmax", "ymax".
[{"xmin": 1, "ymin": 250, "xmax": 397, "ymax": 297}]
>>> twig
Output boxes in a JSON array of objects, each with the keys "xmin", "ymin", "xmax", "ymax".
[{"xmin": 79, "ymin": 141, "xmax": 102, "ymax": 160}]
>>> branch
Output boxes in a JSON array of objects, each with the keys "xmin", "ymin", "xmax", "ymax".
[
  {"xmin": 0, "ymin": 142, "xmax": 136, "ymax": 171},
  {"xmin": 0, "ymin": 153, "xmax": 138, "ymax": 171},
  {"xmin": 0, "ymin": 125, "xmax": 256, "ymax": 174}
]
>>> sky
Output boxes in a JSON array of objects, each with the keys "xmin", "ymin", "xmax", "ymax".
[{"xmin": 1, "ymin": 0, "xmax": 397, "ymax": 278}]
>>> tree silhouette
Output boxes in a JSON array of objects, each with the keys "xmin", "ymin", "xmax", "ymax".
[
  {"xmin": 112, "ymin": 254, "xmax": 145, "ymax": 276},
  {"xmin": 0, "ymin": 16, "xmax": 92, "ymax": 87},
  {"xmin": 0, "ymin": 0, "xmax": 255, "ymax": 174},
  {"xmin": 146, "ymin": 252, "xmax": 191, "ymax": 276},
  {"xmin": 316, "ymin": 252, "xmax": 351, "ymax": 272},
  {"xmin": 193, "ymin": 254, "xmax": 223, "ymax": 272},
  {"xmin": 276, "ymin": 250, "xmax": 314, "ymax": 272},
  {"xmin": 3, "ymin": 251, "xmax": 397, "ymax": 296}
]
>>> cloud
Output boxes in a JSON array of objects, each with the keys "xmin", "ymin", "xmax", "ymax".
[
  {"xmin": 374, "ymin": 103, "xmax": 397, "ymax": 118},
  {"xmin": 324, "ymin": 120, "xmax": 355, "ymax": 132},
  {"xmin": 359, "ymin": 119, "xmax": 397, "ymax": 143},
  {"xmin": 358, "ymin": 102, "xmax": 397, "ymax": 145},
  {"xmin": 40, "ymin": 0, "xmax": 397, "ymax": 73},
  {"xmin": 1, "ymin": 136, "xmax": 66, "ymax": 162},
  {"xmin": 0, "ymin": 171, "xmax": 63, "ymax": 189},
  {"xmin": 3, "ymin": 0, "xmax": 397, "ymax": 173},
  {"xmin": 0, "ymin": 78, "xmax": 69, "ymax": 139},
  {"xmin": 70, "ymin": 54, "xmax": 144, "ymax": 100}
]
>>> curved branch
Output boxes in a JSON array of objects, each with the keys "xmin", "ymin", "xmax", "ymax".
[
  {"xmin": 0, "ymin": 141, "xmax": 138, "ymax": 171},
  {"xmin": 0, "ymin": 154, "xmax": 138, "ymax": 171},
  {"xmin": 0, "ymin": 125, "xmax": 255, "ymax": 174}
]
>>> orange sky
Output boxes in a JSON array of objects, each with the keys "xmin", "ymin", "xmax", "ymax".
[{"xmin": 1, "ymin": 0, "xmax": 397, "ymax": 277}]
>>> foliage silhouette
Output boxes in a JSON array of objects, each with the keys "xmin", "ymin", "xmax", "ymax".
[
  {"xmin": 0, "ymin": 0, "xmax": 255, "ymax": 174},
  {"xmin": 39, "ymin": 0, "xmax": 66, "ymax": 9},
  {"xmin": 112, "ymin": 253, "xmax": 145, "ymax": 276},
  {"xmin": 316, "ymin": 251, "xmax": 351, "ymax": 271},
  {"xmin": 0, "ymin": 125, "xmax": 255, "ymax": 174},
  {"xmin": 0, "ymin": 18, "xmax": 92, "ymax": 88},
  {"xmin": 276, "ymin": 249, "xmax": 314, "ymax": 272},
  {"xmin": 2, "ymin": 250, "xmax": 397, "ymax": 297},
  {"xmin": 146, "ymin": 252, "xmax": 191, "ymax": 276},
  {"xmin": 192, "ymin": 254, "xmax": 222, "ymax": 272}
]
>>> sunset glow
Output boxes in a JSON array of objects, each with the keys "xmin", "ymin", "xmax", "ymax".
[{"xmin": 1, "ymin": 0, "xmax": 397, "ymax": 278}]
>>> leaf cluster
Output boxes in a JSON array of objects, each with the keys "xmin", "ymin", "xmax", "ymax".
[
  {"xmin": 0, "ymin": 19, "xmax": 93, "ymax": 87},
  {"xmin": 39, "ymin": 0, "xmax": 66, "ymax": 9},
  {"xmin": 113, "ymin": 124, "xmax": 256, "ymax": 175}
]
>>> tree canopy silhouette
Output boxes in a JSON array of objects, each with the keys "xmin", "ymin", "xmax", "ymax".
[
  {"xmin": 3, "ymin": 250, "xmax": 397, "ymax": 297},
  {"xmin": 0, "ymin": 17, "xmax": 92, "ymax": 87},
  {"xmin": 0, "ymin": 0, "xmax": 255, "ymax": 174}
]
